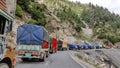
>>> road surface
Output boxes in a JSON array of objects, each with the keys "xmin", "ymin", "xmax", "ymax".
[{"xmin": 15, "ymin": 51, "xmax": 83, "ymax": 68}]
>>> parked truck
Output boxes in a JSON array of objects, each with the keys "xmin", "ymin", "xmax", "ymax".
[
  {"xmin": 16, "ymin": 24, "xmax": 50, "ymax": 61},
  {"xmin": 49, "ymin": 37, "xmax": 57, "ymax": 53},
  {"xmin": 62, "ymin": 41, "xmax": 68, "ymax": 50},
  {"xmin": 0, "ymin": 0, "xmax": 16, "ymax": 68},
  {"xmin": 57, "ymin": 40, "xmax": 63, "ymax": 50},
  {"xmin": 68, "ymin": 44, "xmax": 77, "ymax": 50}
]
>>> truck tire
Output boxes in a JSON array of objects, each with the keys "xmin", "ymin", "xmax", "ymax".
[
  {"xmin": 41, "ymin": 57, "xmax": 45, "ymax": 62},
  {"xmin": 46, "ymin": 52, "xmax": 49, "ymax": 58},
  {"xmin": 62, "ymin": 48, "xmax": 63, "ymax": 51},
  {"xmin": 39, "ymin": 53, "xmax": 45, "ymax": 62},
  {"xmin": 39, "ymin": 56, "xmax": 45, "ymax": 62},
  {"xmin": 0, "ymin": 63, "xmax": 9, "ymax": 68}
]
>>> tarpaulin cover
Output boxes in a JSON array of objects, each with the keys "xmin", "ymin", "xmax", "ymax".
[
  {"xmin": 58, "ymin": 40, "xmax": 63, "ymax": 45},
  {"xmin": 68, "ymin": 44, "xmax": 77, "ymax": 48},
  {"xmin": 17, "ymin": 24, "xmax": 49, "ymax": 45}
]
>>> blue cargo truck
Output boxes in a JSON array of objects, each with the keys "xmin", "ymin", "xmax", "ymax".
[{"xmin": 16, "ymin": 24, "xmax": 50, "ymax": 62}]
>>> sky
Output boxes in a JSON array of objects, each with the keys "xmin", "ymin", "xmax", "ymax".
[{"xmin": 69, "ymin": 0, "xmax": 120, "ymax": 15}]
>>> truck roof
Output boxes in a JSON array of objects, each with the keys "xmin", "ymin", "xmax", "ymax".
[{"xmin": 0, "ymin": 9, "xmax": 13, "ymax": 20}]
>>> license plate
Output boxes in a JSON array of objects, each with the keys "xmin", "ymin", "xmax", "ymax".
[{"xmin": 25, "ymin": 53, "xmax": 31, "ymax": 57}]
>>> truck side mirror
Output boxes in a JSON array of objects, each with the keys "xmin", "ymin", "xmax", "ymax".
[{"xmin": 7, "ymin": 21, "xmax": 12, "ymax": 32}]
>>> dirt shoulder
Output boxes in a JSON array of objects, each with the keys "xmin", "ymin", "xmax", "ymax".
[{"xmin": 75, "ymin": 49, "xmax": 119, "ymax": 68}]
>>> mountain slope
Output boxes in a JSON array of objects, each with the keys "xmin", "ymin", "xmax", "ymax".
[
  {"xmin": 16, "ymin": 0, "xmax": 120, "ymax": 44},
  {"xmin": 40, "ymin": 0, "xmax": 120, "ymax": 44}
]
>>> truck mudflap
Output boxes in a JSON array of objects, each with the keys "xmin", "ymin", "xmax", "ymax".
[
  {"xmin": 13, "ymin": 58, "xmax": 16, "ymax": 66},
  {"xmin": 12, "ymin": 58, "xmax": 16, "ymax": 68}
]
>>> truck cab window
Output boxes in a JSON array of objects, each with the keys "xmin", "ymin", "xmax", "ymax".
[{"xmin": 0, "ymin": 15, "xmax": 6, "ymax": 34}]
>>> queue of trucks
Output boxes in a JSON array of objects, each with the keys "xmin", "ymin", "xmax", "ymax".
[
  {"xmin": 68, "ymin": 43, "xmax": 100, "ymax": 50},
  {"xmin": 16, "ymin": 24, "xmax": 69, "ymax": 62}
]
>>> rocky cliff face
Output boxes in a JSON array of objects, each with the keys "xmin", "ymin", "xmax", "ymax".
[
  {"xmin": 39, "ymin": 0, "xmax": 79, "ymax": 43},
  {"xmin": 44, "ymin": 11, "xmax": 78, "ymax": 43}
]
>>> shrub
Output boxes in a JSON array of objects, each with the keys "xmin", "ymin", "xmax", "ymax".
[
  {"xmin": 17, "ymin": 0, "xmax": 46, "ymax": 26},
  {"xmin": 15, "ymin": 4, "xmax": 24, "ymax": 18},
  {"xmin": 27, "ymin": 19, "xmax": 37, "ymax": 24}
]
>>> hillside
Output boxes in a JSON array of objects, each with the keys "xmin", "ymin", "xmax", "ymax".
[
  {"xmin": 40, "ymin": 0, "xmax": 120, "ymax": 44},
  {"xmin": 15, "ymin": 0, "xmax": 120, "ymax": 45}
]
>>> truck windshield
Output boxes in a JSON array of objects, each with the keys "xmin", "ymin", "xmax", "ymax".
[{"xmin": 0, "ymin": 15, "xmax": 6, "ymax": 34}]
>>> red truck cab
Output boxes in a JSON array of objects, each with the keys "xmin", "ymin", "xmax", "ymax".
[{"xmin": 50, "ymin": 37, "xmax": 57, "ymax": 53}]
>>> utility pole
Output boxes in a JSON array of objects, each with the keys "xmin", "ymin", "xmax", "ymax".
[{"xmin": 56, "ymin": 27, "xmax": 60, "ymax": 40}]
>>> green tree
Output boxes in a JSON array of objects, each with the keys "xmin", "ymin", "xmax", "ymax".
[
  {"xmin": 27, "ymin": 19, "xmax": 37, "ymax": 24},
  {"xmin": 17, "ymin": 0, "xmax": 46, "ymax": 26},
  {"xmin": 15, "ymin": 4, "xmax": 24, "ymax": 18}
]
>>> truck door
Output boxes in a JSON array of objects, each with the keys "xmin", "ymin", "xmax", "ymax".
[{"xmin": 0, "ymin": 15, "xmax": 6, "ymax": 34}]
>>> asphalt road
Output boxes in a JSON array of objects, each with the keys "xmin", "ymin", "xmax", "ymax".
[{"xmin": 15, "ymin": 51, "xmax": 83, "ymax": 68}]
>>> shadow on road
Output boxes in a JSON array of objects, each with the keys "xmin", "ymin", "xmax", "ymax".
[{"xmin": 18, "ymin": 59, "xmax": 45, "ymax": 64}]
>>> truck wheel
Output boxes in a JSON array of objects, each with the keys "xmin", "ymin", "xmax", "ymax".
[
  {"xmin": 41, "ymin": 57, "xmax": 45, "ymax": 62},
  {"xmin": 46, "ymin": 55, "xmax": 48, "ymax": 58},
  {"xmin": 55, "ymin": 50, "xmax": 57, "ymax": 53},
  {"xmin": 0, "ymin": 63, "xmax": 9, "ymax": 68},
  {"xmin": 62, "ymin": 48, "xmax": 63, "ymax": 51},
  {"xmin": 39, "ymin": 53, "xmax": 45, "ymax": 62},
  {"xmin": 65, "ymin": 48, "xmax": 67, "ymax": 50},
  {"xmin": 46, "ymin": 52, "xmax": 49, "ymax": 58},
  {"xmin": 39, "ymin": 56, "xmax": 45, "ymax": 62}
]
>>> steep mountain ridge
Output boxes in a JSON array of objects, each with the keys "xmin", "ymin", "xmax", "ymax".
[
  {"xmin": 39, "ymin": 0, "xmax": 120, "ymax": 44},
  {"xmin": 15, "ymin": 0, "xmax": 120, "ymax": 44}
]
